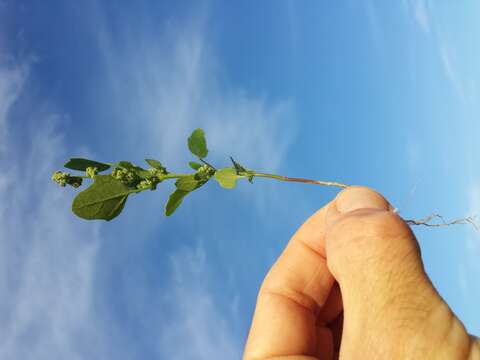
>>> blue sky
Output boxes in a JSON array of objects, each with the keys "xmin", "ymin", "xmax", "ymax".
[{"xmin": 1, "ymin": 1, "xmax": 479, "ymax": 358}]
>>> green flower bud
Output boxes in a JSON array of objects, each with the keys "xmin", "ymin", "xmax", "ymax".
[
  {"xmin": 51, "ymin": 171, "xmax": 83, "ymax": 188},
  {"xmin": 137, "ymin": 179, "xmax": 152, "ymax": 190},
  {"xmin": 148, "ymin": 167, "xmax": 167, "ymax": 176},
  {"xmin": 195, "ymin": 164, "xmax": 215, "ymax": 181},
  {"xmin": 52, "ymin": 171, "xmax": 69, "ymax": 187},
  {"xmin": 86, "ymin": 166, "xmax": 98, "ymax": 178},
  {"xmin": 111, "ymin": 167, "xmax": 136, "ymax": 186},
  {"xmin": 198, "ymin": 165, "xmax": 208, "ymax": 173},
  {"xmin": 136, "ymin": 176, "xmax": 162, "ymax": 191}
]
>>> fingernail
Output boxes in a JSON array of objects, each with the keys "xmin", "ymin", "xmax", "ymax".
[
  {"xmin": 336, "ymin": 186, "xmax": 390, "ymax": 213},
  {"xmin": 326, "ymin": 186, "xmax": 391, "ymax": 228}
]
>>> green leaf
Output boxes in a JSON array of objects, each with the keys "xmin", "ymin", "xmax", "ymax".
[
  {"xmin": 72, "ymin": 175, "xmax": 133, "ymax": 221},
  {"xmin": 188, "ymin": 161, "xmax": 202, "ymax": 170},
  {"xmin": 214, "ymin": 167, "xmax": 239, "ymax": 189},
  {"xmin": 175, "ymin": 175, "xmax": 200, "ymax": 191},
  {"xmin": 188, "ymin": 128, "xmax": 208, "ymax": 158},
  {"xmin": 116, "ymin": 161, "xmax": 135, "ymax": 169},
  {"xmin": 165, "ymin": 189, "xmax": 189, "ymax": 216},
  {"xmin": 145, "ymin": 159, "xmax": 164, "ymax": 169},
  {"xmin": 64, "ymin": 158, "xmax": 110, "ymax": 172}
]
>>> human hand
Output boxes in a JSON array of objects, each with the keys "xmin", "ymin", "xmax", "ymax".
[{"xmin": 243, "ymin": 186, "xmax": 480, "ymax": 359}]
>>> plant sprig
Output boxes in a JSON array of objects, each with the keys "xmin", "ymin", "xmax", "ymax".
[{"xmin": 52, "ymin": 128, "xmax": 478, "ymax": 230}]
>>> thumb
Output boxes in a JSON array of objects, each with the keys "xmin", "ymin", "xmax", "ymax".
[
  {"xmin": 325, "ymin": 186, "xmax": 429, "ymax": 301},
  {"xmin": 324, "ymin": 186, "xmax": 464, "ymax": 358}
]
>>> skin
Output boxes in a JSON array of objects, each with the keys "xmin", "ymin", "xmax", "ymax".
[{"xmin": 244, "ymin": 186, "xmax": 480, "ymax": 360}]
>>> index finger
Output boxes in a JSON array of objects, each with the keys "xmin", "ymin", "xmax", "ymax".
[{"xmin": 243, "ymin": 201, "xmax": 337, "ymax": 360}]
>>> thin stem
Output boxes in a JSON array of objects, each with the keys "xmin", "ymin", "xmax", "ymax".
[
  {"xmin": 251, "ymin": 172, "xmax": 348, "ymax": 189},
  {"xmin": 162, "ymin": 173, "xmax": 193, "ymax": 180}
]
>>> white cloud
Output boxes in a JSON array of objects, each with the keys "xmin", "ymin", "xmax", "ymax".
[
  {"xmin": 403, "ymin": 0, "xmax": 431, "ymax": 34},
  {"xmin": 0, "ymin": 60, "xmax": 106, "ymax": 360},
  {"xmin": 0, "ymin": 61, "xmax": 25, "ymax": 154},
  {"xmin": 364, "ymin": 1, "xmax": 382, "ymax": 49},
  {"xmin": 413, "ymin": 0, "xmax": 430, "ymax": 34},
  {"xmin": 158, "ymin": 245, "xmax": 241, "ymax": 360},
  {"xmin": 439, "ymin": 43, "xmax": 466, "ymax": 103},
  {"xmin": 94, "ymin": 15, "xmax": 296, "ymax": 174}
]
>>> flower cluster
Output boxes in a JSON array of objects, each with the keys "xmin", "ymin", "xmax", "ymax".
[
  {"xmin": 51, "ymin": 171, "xmax": 83, "ymax": 188},
  {"xmin": 147, "ymin": 167, "xmax": 168, "ymax": 178},
  {"xmin": 196, "ymin": 164, "xmax": 215, "ymax": 179},
  {"xmin": 111, "ymin": 167, "xmax": 139, "ymax": 186},
  {"xmin": 136, "ymin": 177, "xmax": 161, "ymax": 191}
]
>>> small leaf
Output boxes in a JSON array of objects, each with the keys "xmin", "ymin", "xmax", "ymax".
[
  {"xmin": 165, "ymin": 189, "xmax": 189, "ymax": 216},
  {"xmin": 72, "ymin": 175, "xmax": 133, "ymax": 221},
  {"xmin": 188, "ymin": 128, "xmax": 208, "ymax": 159},
  {"xmin": 175, "ymin": 175, "xmax": 200, "ymax": 191},
  {"xmin": 116, "ymin": 161, "xmax": 135, "ymax": 169},
  {"xmin": 189, "ymin": 161, "xmax": 202, "ymax": 170},
  {"xmin": 214, "ymin": 167, "xmax": 239, "ymax": 189},
  {"xmin": 145, "ymin": 159, "xmax": 164, "ymax": 169},
  {"xmin": 64, "ymin": 158, "xmax": 110, "ymax": 172}
]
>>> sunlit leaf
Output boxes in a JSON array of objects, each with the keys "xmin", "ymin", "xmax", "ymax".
[
  {"xmin": 188, "ymin": 128, "xmax": 208, "ymax": 159},
  {"xmin": 72, "ymin": 175, "xmax": 133, "ymax": 221}
]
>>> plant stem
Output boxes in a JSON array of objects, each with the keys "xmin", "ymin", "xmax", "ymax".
[
  {"xmin": 251, "ymin": 172, "xmax": 348, "ymax": 188},
  {"xmin": 162, "ymin": 173, "xmax": 193, "ymax": 180}
]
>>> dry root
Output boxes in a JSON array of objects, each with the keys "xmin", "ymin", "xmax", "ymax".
[{"xmin": 404, "ymin": 214, "xmax": 479, "ymax": 231}]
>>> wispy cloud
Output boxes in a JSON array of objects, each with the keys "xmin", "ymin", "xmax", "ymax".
[
  {"xmin": 364, "ymin": 1, "xmax": 383, "ymax": 50},
  {"xmin": 0, "ymin": 61, "xmax": 25, "ymax": 154},
  {"xmin": 413, "ymin": 0, "xmax": 430, "ymax": 34},
  {"xmin": 94, "ymin": 12, "xmax": 296, "ymax": 173},
  {"xmin": 158, "ymin": 245, "xmax": 241, "ymax": 359},
  {"xmin": 403, "ymin": 0, "xmax": 431, "ymax": 34},
  {"xmin": 0, "ymin": 60, "xmax": 107, "ymax": 359},
  {"xmin": 402, "ymin": 1, "xmax": 470, "ymax": 104},
  {"xmin": 439, "ymin": 43, "xmax": 466, "ymax": 103}
]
